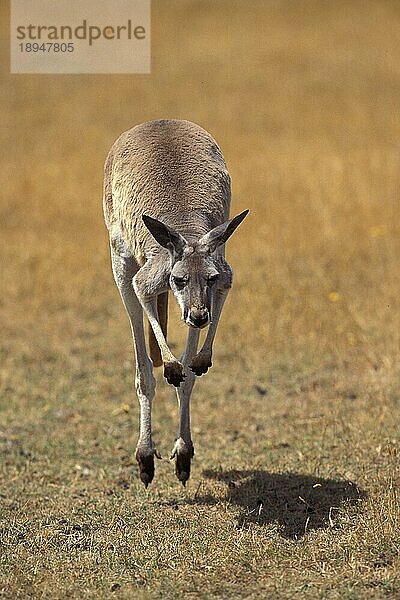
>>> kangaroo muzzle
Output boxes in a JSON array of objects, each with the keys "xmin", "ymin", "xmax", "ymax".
[{"xmin": 186, "ymin": 307, "xmax": 210, "ymax": 329}]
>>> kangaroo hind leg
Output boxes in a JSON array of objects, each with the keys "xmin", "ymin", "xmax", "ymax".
[
  {"xmin": 110, "ymin": 241, "xmax": 160, "ymax": 487},
  {"xmin": 171, "ymin": 327, "xmax": 200, "ymax": 485}
]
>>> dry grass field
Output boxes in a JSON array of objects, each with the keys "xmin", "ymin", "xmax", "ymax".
[{"xmin": 1, "ymin": 0, "xmax": 400, "ymax": 597}]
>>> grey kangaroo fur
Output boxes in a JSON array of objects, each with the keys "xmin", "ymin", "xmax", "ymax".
[{"xmin": 103, "ymin": 119, "xmax": 248, "ymax": 486}]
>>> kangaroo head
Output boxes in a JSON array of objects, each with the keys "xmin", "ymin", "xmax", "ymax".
[{"xmin": 142, "ymin": 210, "xmax": 249, "ymax": 328}]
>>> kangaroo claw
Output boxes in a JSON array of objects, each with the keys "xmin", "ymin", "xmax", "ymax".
[
  {"xmin": 164, "ymin": 361, "xmax": 186, "ymax": 386},
  {"xmin": 170, "ymin": 438, "xmax": 194, "ymax": 486},
  {"xmin": 189, "ymin": 351, "xmax": 212, "ymax": 376},
  {"xmin": 135, "ymin": 444, "xmax": 161, "ymax": 487}
]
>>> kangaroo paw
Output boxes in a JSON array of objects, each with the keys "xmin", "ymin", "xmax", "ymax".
[
  {"xmin": 189, "ymin": 351, "xmax": 212, "ymax": 376},
  {"xmin": 135, "ymin": 445, "xmax": 161, "ymax": 488},
  {"xmin": 170, "ymin": 438, "xmax": 194, "ymax": 486},
  {"xmin": 164, "ymin": 361, "xmax": 186, "ymax": 387}
]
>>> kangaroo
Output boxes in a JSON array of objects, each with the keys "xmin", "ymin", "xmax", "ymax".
[{"xmin": 103, "ymin": 119, "xmax": 248, "ymax": 487}]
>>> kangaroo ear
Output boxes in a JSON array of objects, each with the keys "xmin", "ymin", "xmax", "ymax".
[
  {"xmin": 142, "ymin": 214, "xmax": 187, "ymax": 260},
  {"xmin": 198, "ymin": 209, "xmax": 249, "ymax": 253}
]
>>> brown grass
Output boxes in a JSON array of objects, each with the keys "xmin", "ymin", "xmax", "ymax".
[{"xmin": 1, "ymin": 0, "xmax": 399, "ymax": 598}]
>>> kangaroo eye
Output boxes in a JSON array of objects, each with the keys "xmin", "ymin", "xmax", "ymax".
[
  {"xmin": 173, "ymin": 276, "xmax": 187, "ymax": 289},
  {"xmin": 207, "ymin": 274, "xmax": 218, "ymax": 285}
]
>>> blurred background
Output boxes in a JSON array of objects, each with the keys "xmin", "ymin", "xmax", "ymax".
[
  {"xmin": 1, "ymin": 1, "xmax": 399, "ymax": 596},
  {"xmin": 2, "ymin": 0, "xmax": 399, "ymax": 370}
]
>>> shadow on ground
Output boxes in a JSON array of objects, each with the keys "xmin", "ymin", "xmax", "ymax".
[{"xmin": 198, "ymin": 469, "xmax": 367, "ymax": 539}]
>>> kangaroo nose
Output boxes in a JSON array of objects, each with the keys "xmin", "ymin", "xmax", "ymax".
[{"xmin": 188, "ymin": 308, "xmax": 209, "ymax": 328}]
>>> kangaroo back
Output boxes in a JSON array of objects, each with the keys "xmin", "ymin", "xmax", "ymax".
[{"xmin": 103, "ymin": 119, "xmax": 231, "ymax": 266}]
